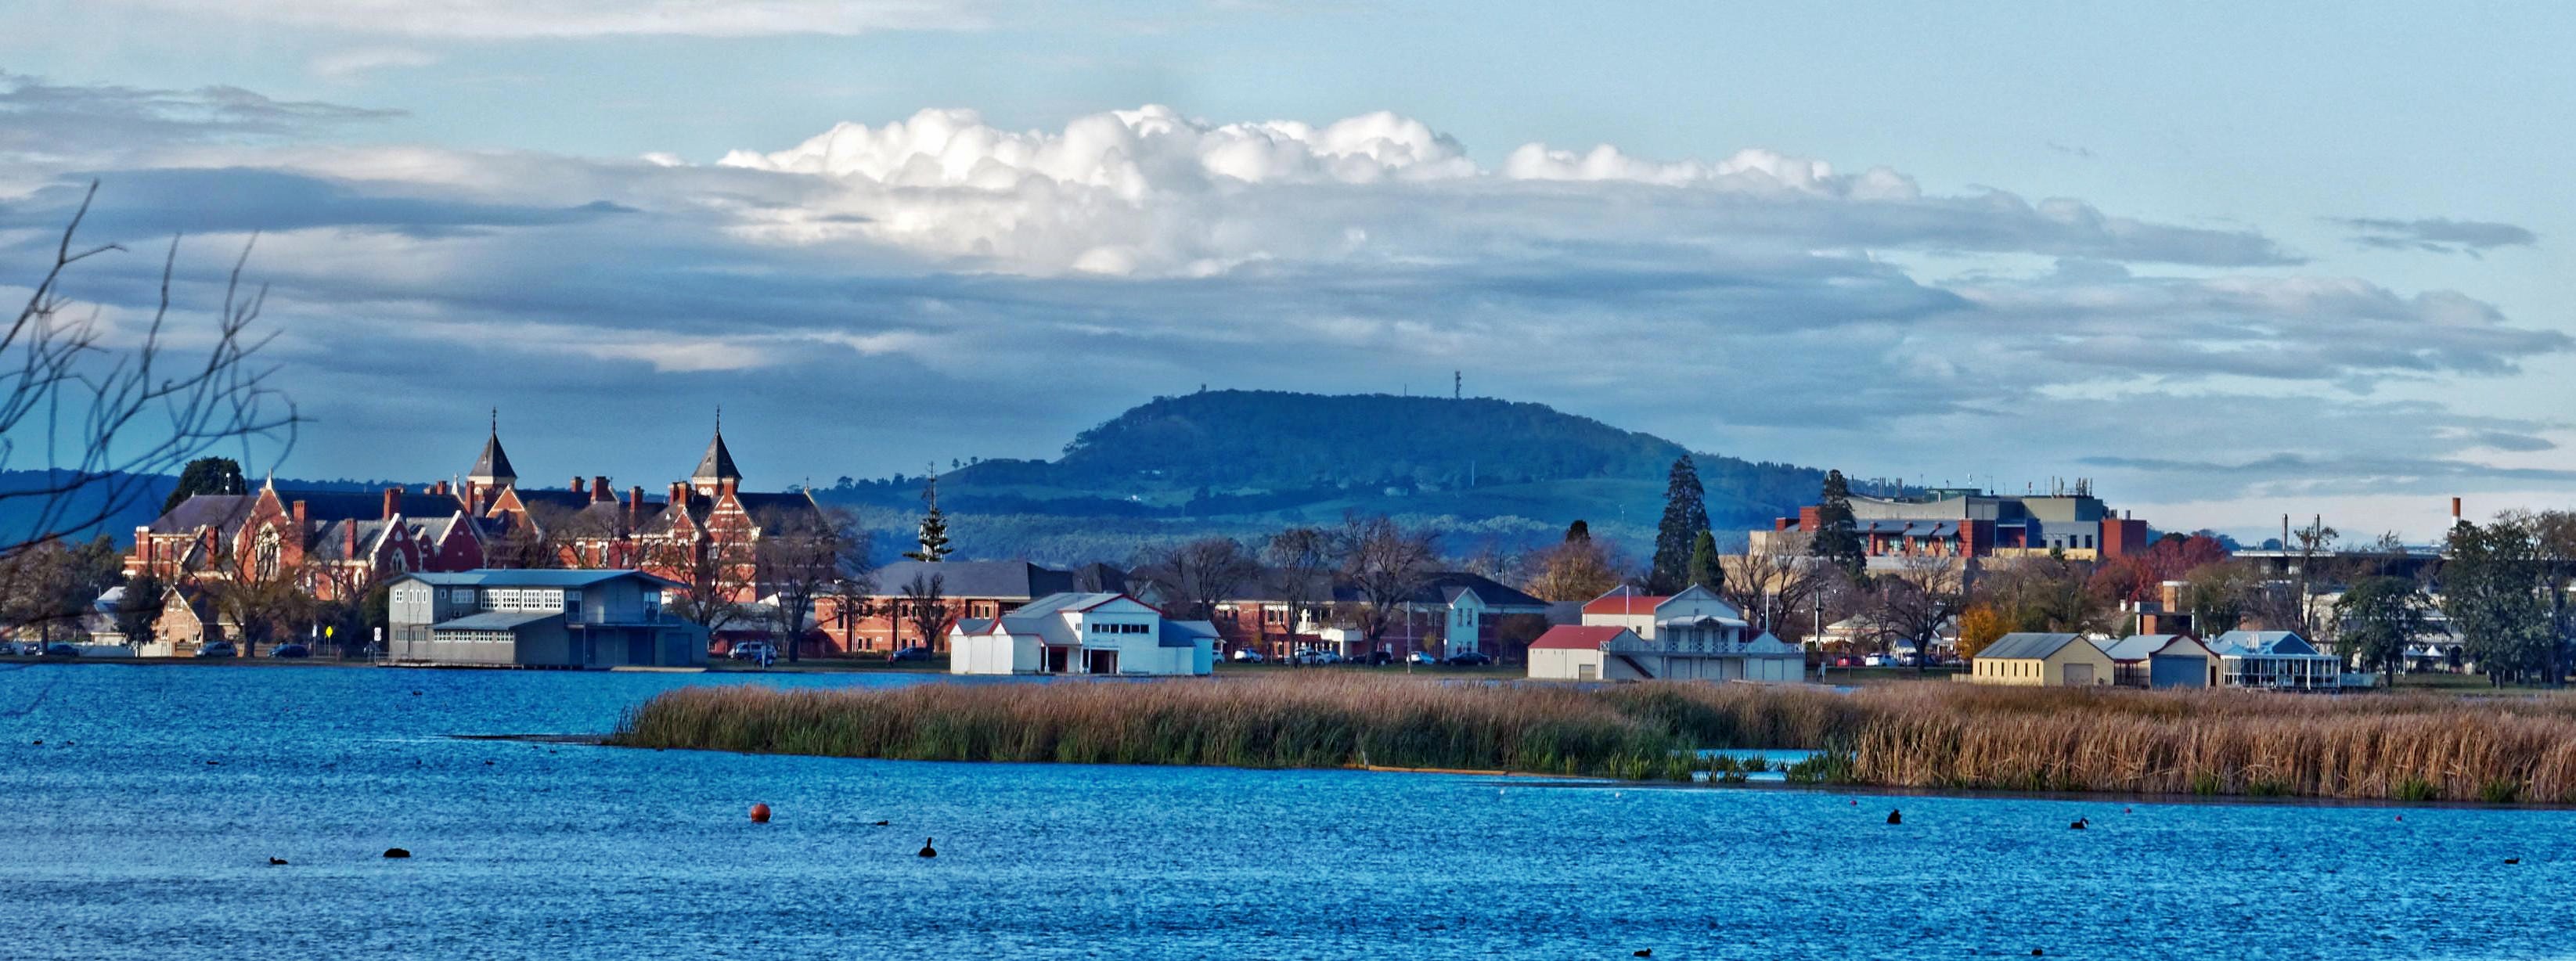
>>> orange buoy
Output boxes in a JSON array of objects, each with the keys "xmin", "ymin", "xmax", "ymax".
[{"xmin": 750, "ymin": 803, "xmax": 772, "ymax": 823}]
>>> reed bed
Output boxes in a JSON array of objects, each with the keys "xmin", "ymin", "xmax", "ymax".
[{"xmin": 611, "ymin": 676, "xmax": 2576, "ymax": 803}]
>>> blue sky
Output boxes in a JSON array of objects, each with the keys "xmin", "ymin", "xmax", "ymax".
[{"xmin": 2, "ymin": 1, "xmax": 2568, "ymax": 541}]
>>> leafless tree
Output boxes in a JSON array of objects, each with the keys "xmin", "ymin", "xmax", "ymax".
[
  {"xmin": 1717, "ymin": 529, "xmax": 1831, "ymax": 640},
  {"xmin": 650, "ymin": 536, "xmax": 751, "ymax": 638},
  {"xmin": 899, "ymin": 570, "xmax": 949, "ymax": 653},
  {"xmin": 2, "ymin": 184, "xmax": 298, "ymax": 562},
  {"xmin": 1133, "ymin": 536, "xmax": 1261, "ymax": 622},
  {"xmin": 1334, "ymin": 514, "xmax": 1437, "ymax": 656},
  {"xmin": 2251, "ymin": 516, "xmax": 2338, "ymax": 638},
  {"xmin": 1263, "ymin": 526, "xmax": 1334, "ymax": 653},
  {"xmin": 1864, "ymin": 552, "xmax": 1971, "ymax": 668},
  {"xmin": 755, "ymin": 506, "xmax": 868, "ymax": 662}
]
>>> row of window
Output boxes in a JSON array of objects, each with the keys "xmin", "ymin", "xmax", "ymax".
[
  {"xmin": 1088, "ymin": 621, "xmax": 1150, "ymax": 635},
  {"xmin": 436, "ymin": 630, "xmax": 517, "ymax": 645}
]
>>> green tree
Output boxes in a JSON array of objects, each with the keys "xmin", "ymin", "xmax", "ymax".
[
  {"xmin": 115, "ymin": 571, "xmax": 166, "ymax": 644},
  {"xmin": 903, "ymin": 472, "xmax": 953, "ymax": 562},
  {"xmin": 1686, "ymin": 528, "xmax": 1724, "ymax": 593},
  {"xmin": 1810, "ymin": 470, "xmax": 1865, "ymax": 579},
  {"xmin": 162, "ymin": 457, "xmax": 248, "ymax": 513},
  {"xmin": 2444, "ymin": 517, "xmax": 2551, "ymax": 686},
  {"xmin": 1563, "ymin": 519, "xmax": 1591, "ymax": 543},
  {"xmin": 1647, "ymin": 457, "xmax": 1708, "ymax": 594},
  {"xmin": 2334, "ymin": 575, "xmax": 2433, "ymax": 683}
]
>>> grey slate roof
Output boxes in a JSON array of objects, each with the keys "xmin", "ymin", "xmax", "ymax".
[
  {"xmin": 147, "ymin": 494, "xmax": 256, "ymax": 534},
  {"xmin": 1980, "ymin": 632, "xmax": 2088, "ymax": 660},
  {"xmin": 2093, "ymin": 635, "xmax": 2185, "ymax": 661},
  {"xmin": 692, "ymin": 432, "xmax": 741, "ymax": 482},
  {"xmin": 470, "ymin": 431, "xmax": 517, "ymax": 480},
  {"xmin": 873, "ymin": 560, "xmax": 1075, "ymax": 600}
]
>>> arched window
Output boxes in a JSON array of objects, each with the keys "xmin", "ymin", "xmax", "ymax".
[{"xmin": 254, "ymin": 527, "xmax": 283, "ymax": 581}]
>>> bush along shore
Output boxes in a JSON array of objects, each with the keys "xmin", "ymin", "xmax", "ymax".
[{"xmin": 609, "ymin": 677, "xmax": 2576, "ymax": 804}]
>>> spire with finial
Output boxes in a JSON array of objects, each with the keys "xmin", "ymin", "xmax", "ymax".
[
  {"xmin": 468, "ymin": 408, "xmax": 517, "ymax": 487},
  {"xmin": 692, "ymin": 406, "xmax": 741, "ymax": 491}
]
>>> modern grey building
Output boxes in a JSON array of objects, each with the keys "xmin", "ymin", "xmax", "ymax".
[{"xmin": 384, "ymin": 569, "xmax": 708, "ymax": 668}]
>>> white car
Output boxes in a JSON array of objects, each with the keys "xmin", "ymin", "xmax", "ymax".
[
  {"xmin": 1863, "ymin": 654, "xmax": 1890, "ymax": 668},
  {"xmin": 1230, "ymin": 649, "xmax": 1266, "ymax": 663}
]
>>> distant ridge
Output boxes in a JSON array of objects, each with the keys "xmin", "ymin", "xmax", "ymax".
[{"xmin": 816, "ymin": 390, "xmax": 1827, "ymax": 564}]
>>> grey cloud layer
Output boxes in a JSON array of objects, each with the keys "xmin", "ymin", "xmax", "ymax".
[
  {"xmin": 1, "ymin": 92, "xmax": 2563, "ymax": 507},
  {"xmin": 2336, "ymin": 216, "xmax": 2539, "ymax": 257}
]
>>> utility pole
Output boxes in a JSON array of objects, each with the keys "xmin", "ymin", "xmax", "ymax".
[{"xmin": 1453, "ymin": 370, "xmax": 1461, "ymax": 399}]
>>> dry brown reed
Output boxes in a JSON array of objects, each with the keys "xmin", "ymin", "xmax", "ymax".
[{"xmin": 611, "ymin": 675, "xmax": 2576, "ymax": 803}]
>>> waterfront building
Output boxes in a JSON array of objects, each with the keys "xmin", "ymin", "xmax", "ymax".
[
  {"xmin": 946, "ymin": 592, "xmax": 1216, "ymax": 675},
  {"xmin": 2207, "ymin": 631, "xmax": 2344, "ymax": 691},
  {"xmin": 1212, "ymin": 570, "xmax": 1551, "ymax": 662},
  {"xmin": 1969, "ymin": 632, "xmax": 2116, "ymax": 686},
  {"xmin": 2091, "ymin": 634, "xmax": 2219, "ymax": 688},
  {"xmin": 382, "ymin": 569, "xmax": 707, "ymax": 668},
  {"xmin": 816, "ymin": 560, "xmax": 1081, "ymax": 654},
  {"xmin": 1535, "ymin": 585, "xmax": 1807, "ymax": 682}
]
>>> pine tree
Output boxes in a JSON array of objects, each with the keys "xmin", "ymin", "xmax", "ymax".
[
  {"xmin": 1564, "ymin": 519, "xmax": 1591, "ymax": 543},
  {"xmin": 1648, "ymin": 456, "xmax": 1708, "ymax": 594},
  {"xmin": 903, "ymin": 472, "xmax": 953, "ymax": 562},
  {"xmin": 1811, "ymin": 469, "xmax": 1866, "ymax": 578},
  {"xmin": 163, "ymin": 457, "xmax": 247, "ymax": 513},
  {"xmin": 1686, "ymin": 528, "xmax": 1724, "ymax": 593}
]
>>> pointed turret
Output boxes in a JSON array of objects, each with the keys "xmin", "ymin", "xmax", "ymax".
[
  {"xmin": 469, "ymin": 427, "xmax": 517, "ymax": 488},
  {"xmin": 691, "ymin": 430, "xmax": 741, "ymax": 495}
]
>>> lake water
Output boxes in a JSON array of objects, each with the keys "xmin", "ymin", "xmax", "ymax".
[{"xmin": 2, "ymin": 663, "xmax": 2571, "ymax": 960}]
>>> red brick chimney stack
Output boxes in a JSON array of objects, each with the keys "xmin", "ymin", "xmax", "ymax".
[
  {"xmin": 291, "ymin": 499, "xmax": 306, "ymax": 528},
  {"xmin": 383, "ymin": 486, "xmax": 402, "ymax": 520},
  {"xmin": 628, "ymin": 485, "xmax": 645, "ymax": 519},
  {"xmin": 591, "ymin": 476, "xmax": 611, "ymax": 502}
]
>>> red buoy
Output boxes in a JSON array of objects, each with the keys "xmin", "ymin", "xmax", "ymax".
[{"xmin": 750, "ymin": 803, "xmax": 772, "ymax": 823}]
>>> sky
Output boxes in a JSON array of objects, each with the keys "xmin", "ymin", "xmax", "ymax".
[{"xmin": 1, "ymin": 1, "xmax": 2569, "ymax": 543}]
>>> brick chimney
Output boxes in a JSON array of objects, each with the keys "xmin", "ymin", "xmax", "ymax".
[
  {"xmin": 719, "ymin": 477, "xmax": 738, "ymax": 497},
  {"xmin": 669, "ymin": 481, "xmax": 690, "ymax": 510},
  {"xmin": 345, "ymin": 518, "xmax": 359, "ymax": 556},
  {"xmin": 591, "ymin": 476, "xmax": 611, "ymax": 502},
  {"xmin": 627, "ymin": 484, "xmax": 645, "ymax": 519},
  {"xmin": 290, "ymin": 499, "xmax": 306, "ymax": 528},
  {"xmin": 571, "ymin": 475, "xmax": 584, "ymax": 493},
  {"xmin": 383, "ymin": 486, "xmax": 403, "ymax": 520}
]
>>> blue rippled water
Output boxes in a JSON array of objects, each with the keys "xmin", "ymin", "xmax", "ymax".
[{"xmin": 1, "ymin": 664, "xmax": 2570, "ymax": 960}]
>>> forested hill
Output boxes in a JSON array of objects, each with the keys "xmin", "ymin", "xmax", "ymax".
[
  {"xmin": 967, "ymin": 391, "xmax": 1685, "ymax": 491},
  {"xmin": 816, "ymin": 391, "xmax": 1830, "ymax": 564}
]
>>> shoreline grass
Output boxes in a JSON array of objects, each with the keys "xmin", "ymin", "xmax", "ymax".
[{"xmin": 609, "ymin": 677, "xmax": 2576, "ymax": 804}]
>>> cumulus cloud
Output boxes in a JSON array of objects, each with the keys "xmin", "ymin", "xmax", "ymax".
[
  {"xmin": 99, "ymin": 0, "xmax": 993, "ymax": 38},
  {"xmin": 2335, "ymin": 216, "xmax": 2538, "ymax": 257},
  {"xmin": 2, "ymin": 87, "xmax": 2562, "ymax": 513},
  {"xmin": 708, "ymin": 106, "xmax": 2290, "ymax": 275}
]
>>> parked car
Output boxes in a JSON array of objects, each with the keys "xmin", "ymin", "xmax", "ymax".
[
  {"xmin": 40, "ymin": 643, "xmax": 79, "ymax": 657},
  {"xmin": 1406, "ymin": 651, "xmax": 1439, "ymax": 665},
  {"xmin": 725, "ymin": 641, "xmax": 773, "ymax": 661},
  {"xmin": 887, "ymin": 646, "xmax": 934, "ymax": 663},
  {"xmin": 195, "ymin": 641, "xmax": 237, "ymax": 658},
  {"xmin": 268, "ymin": 643, "xmax": 311, "ymax": 659},
  {"xmin": 1444, "ymin": 651, "xmax": 1493, "ymax": 666},
  {"xmin": 1229, "ymin": 649, "xmax": 1266, "ymax": 663},
  {"xmin": 1362, "ymin": 651, "xmax": 1393, "ymax": 666}
]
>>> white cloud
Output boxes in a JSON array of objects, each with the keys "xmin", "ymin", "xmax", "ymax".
[
  {"xmin": 105, "ymin": 0, "xmax": 991, "ymax": 38},
  {"xmin": 708, "ymin": 104, "xmax": 2281, "ymax": 277},
  {"xmin": 309, "ymin": 47, "xmax": 442, "ymax": 80}
]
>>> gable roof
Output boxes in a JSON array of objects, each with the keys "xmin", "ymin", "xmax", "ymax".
[
  {"xmin": 1980, "ymin": 632, "xmax": 2089, "ymax": 660},
  {"xmin": 1530, "ymin": 624, "xmax": 1634, "ymax": 650},
  {"xmin": 2094, "ymin": 634, "xmax": 2185, "ymax": 661},
  {"xmin": 1583, "ymin": 587, "xmax": 1671, "ymax": 616},
  {"xmin": 2210, "ymin": 631, "xmax": 2324, "ymax": 657},
  {"xmin": 392, "ymin": 569, "xmax": 681, "ymax": 589},
  {"xmin": 873, "ymin": 560, "xmax": 1074, "ymax": 599}
]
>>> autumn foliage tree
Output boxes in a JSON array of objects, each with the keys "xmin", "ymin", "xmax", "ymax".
[{"xmin": 1955, "ymin": 603, "xmax": 2009, "ymax": 659}]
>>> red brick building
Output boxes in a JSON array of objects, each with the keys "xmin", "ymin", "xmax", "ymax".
[{"xmin": 1757, "ymin": 485, "xmax": 2151, "ymax": 567}]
